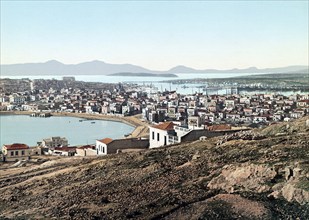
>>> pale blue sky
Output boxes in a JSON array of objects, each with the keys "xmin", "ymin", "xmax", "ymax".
[{"xmin": 1, "ymin": 0, "xmax": 308, "ymax": 70}]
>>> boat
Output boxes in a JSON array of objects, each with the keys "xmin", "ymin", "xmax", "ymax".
[{"xmin": 91, "ymin": 121, "xmax": 95, "ymax": 124}]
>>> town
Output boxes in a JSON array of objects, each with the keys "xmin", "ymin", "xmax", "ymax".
[{"xmin": 1, "ymin": 77, "xmax": 309, "ymax": 162}]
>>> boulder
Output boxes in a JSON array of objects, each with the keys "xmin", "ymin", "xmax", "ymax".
[
  {"xmin": 281, "ymin": 183, "xmax": 309, "ymax": 205},
  {"xmin": 208, "ymin": 163, "xmax": 277, "ymax": 193}
]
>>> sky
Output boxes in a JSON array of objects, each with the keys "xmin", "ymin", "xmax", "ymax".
[{"xmin": 0, "ymin": 0, "xmax": 308, "ymax": 70}]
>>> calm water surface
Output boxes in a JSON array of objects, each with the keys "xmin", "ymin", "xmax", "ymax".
[
  {"xmin": 0, "ymin": 115, "xmax": 134, "ymax": 148},
  {"xmin": 1, "ymin": 73, "xmax": 266, "ymax": 95},
  {"xmin": 4, "ymin": 73, "xmax": 303, "ymax": 95}
]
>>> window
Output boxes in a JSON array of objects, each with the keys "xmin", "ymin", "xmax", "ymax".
[
  {"xmin": 100, "ymin": 145, "xmax": 105, "ymax": 153},
  {"xmin": 15, "ymin": 151, "xmax": 19, "ymax": 156},
  {"xmin": 11, "ymin": 151, "xmax": 14, "ymax": 156},
  {"xmin": 152, "ymin": 132, "xmax": 155, "ymax": 140},
  {"xmin": 157, "ymin": 133, "xmax": 160, "ymax": 141},
  {"xmin": 164, "ymin": 136, "xmax": 167, "ymax": 145},
  {"xmin": 22, "ymin": 150, "xmax": 25, "ymax": 155}
]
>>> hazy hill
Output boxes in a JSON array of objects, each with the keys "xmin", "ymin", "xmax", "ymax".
[
  {"xmin": 0, "ymin": 117, "xmax": 308, "ymax": 219},
  {"xmin": 0, "ymin": 60, "xmax": 155, "ymax": 76},
  {"xmin": 166, "ymin": 65, "xmax": 309, "ymax": 74},
  {"xmin": 1, "ymin": 60, "xmax": 308, "ymax": 76}
]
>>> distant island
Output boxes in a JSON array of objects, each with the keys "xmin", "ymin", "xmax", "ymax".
[{"xmin": 108, "ymin": 72, "xmax": 178, "ymax": 77}]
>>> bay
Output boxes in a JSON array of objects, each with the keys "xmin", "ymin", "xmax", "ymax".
[
  {"xmin": 1, "ymin": 72, "xmax": 304, "ymax": 95},
  {"xmin": 0, "ymin": 72, "xmax": 257, "ymax": 82},
  {"xmin": 0, "ymin": 115, "xmax": 134, "ymax": 149},
  {"xmin": 0, "ymin": 72, "xmax": 265, "ymax": 95}
]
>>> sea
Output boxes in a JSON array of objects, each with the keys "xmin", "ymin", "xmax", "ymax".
[
  {"xmin": 2, "ymin": 72, "xmax": 305, "ymax": 95},
  {"xmin": 1, "ymin": 72, "xmax": 268, "ymax": 95},
  {"xmin": 0, "ymin": 115, "xmax": 134, "ymax": 149}
]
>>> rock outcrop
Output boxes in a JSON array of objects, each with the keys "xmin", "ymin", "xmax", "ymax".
[
  {"xmin": 208, "ymin": 163, "xmax": 309, "ymax": 205},
  {"xmin": 216, "ymin": 130, "xmax": 265, "ymax": 146},
  {"xmin": 208, "ymin": 163, "xmax": 277, "ymax": 193}
]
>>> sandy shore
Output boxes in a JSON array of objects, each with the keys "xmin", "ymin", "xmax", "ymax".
[{"xmin": 0, "ymin": 111, "xmax": 149, "ymax": 138}]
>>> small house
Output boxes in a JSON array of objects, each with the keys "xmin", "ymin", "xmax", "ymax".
[{"xmin": 2, "ymin": 143, "xmax": 30, "ymax": 162}]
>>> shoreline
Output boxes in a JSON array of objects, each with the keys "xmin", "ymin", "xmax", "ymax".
[{"xmin": 0, "ymin": 111, "xmax": 149, "ymax": 138}]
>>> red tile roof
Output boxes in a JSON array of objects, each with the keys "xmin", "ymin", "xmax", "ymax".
[
  {"xmin": 152, "ymin": 122, "xmax": 175, "ymax": 131},
  {"xmin": 4, "ymin": 143, "xmax": 29, "ymax": 150},
  {"xmin": 77, "ymin": 145, "xmax": 95, "ymax": 149},
  {"xmin": 98, "ymin": 138, "xmax": 113, "ymax": 145}
]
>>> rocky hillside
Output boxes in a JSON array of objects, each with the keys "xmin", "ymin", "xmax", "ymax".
[{"xmin": 0, "ymin": 117, "xmax": 308, "ymax": 219}]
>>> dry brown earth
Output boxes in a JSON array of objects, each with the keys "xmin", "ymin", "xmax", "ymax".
[{"xmin": 0, "ymin": 117, "xmax": 308, "ymax": 219}]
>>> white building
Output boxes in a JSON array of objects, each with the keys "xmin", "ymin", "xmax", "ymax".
[
  {"xmin": 149, "ymin": 122, "xmax": 190, "ymax": 148},
  {"xmin": 96, "ymin": 138, "xmax": 113, "ymax": 155},
  {"xmin": 41, "ymin": 136, "xmax": 68, "ymax": 148},
  {"xmin": 149, "ymin": 122, "xmax": 176, "ymax": 148},
  {"xmin": 9, "ymin": 94, "xmax": 25, "ymax": 104},
  {"xmin": 85, "ymin": 106, "xmax": 94, "ymax": 114},
  {"xmin": 188, "ymin": 116, "xmax": 204, "ymax": 130},
  {"xmin": 101, "ymin": 105, "xmax": 110, "ymax": 114},
  {"xmin": 149, "ymin": 121, "xmax": 193, "ymax": 148},
  {"xmin": 225, "ymin": 99, "xmax": 235, "ymax": 107}
]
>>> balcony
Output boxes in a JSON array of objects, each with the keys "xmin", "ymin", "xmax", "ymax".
[
  {"xmin": 174, "ymin": 126, "xmax": 191, "ymax": 133},
  {"xmin": 168, "ymin": 135, "xmax": 180, "ymax": 144}
]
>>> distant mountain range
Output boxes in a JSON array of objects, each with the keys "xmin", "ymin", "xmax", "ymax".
[
  {"xmin": 167, "ymin": 65, "xmax": 309, "ymax": 74},
  {"xmin": 0, "ymin": 60, "xmax": 308, "ymax": 76}
]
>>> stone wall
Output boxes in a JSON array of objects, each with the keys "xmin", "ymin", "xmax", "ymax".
[
  {"xmin": 107, "ymin": 138, "xmax": 149, "ymax": 154},
  {"xmin": 76, "ymin": 148, "xmax": 97, "ymax": 156}
]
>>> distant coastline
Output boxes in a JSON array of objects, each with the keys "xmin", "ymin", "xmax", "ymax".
[{"xmin": 108, "ymin": 72, "xmax": 178, "ymax": 77}]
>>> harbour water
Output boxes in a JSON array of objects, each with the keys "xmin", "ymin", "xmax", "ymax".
[
  {"xmin": 1, "ymin": 72, "xmax": 255, "ymax": 82},
  {"xmin": 0, "ymin": 115, "xmax": 134, "ymax": 149},
  {"xmin": 1, "ymin": 73, "xmax": 266, "ymax": 95},
  {"xmin": 3, "ymin": 73, "xmax": 305, "ymax": 96}
]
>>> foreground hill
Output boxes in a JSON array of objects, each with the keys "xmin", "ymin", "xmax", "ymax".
[{"xmin": 0, "ymin": 117, "xmax": 308, "ymax": 219}]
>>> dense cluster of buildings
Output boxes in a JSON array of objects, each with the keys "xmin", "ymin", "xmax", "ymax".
[
  {"xmin": 0, "ymin": 80, "xmax": 147, "ymax": 116},
  {"xmin": 1, "ymin": 80, "xmax": 308, "ymax": 124},
  {"xmin": 1, "ymin": 78, "xmax": 309, "ymax": 162},
  {"xmin": 143, "ymin": 91, "xmax": 309, "ymax": 127}
]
